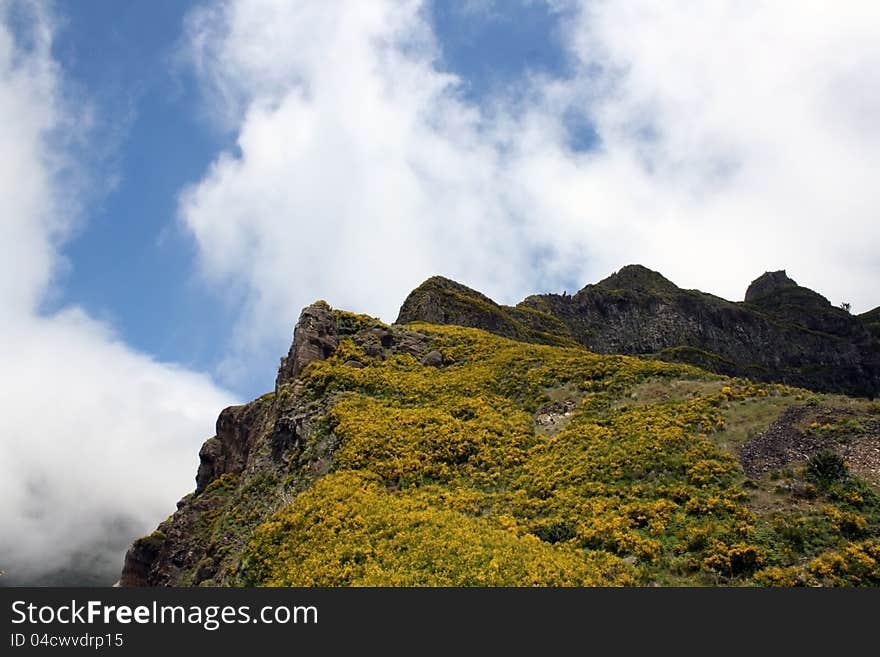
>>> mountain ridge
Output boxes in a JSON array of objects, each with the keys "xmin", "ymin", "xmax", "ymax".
[{"xmin": 398, "ymin": 265, "xmax": 880, "ymax": 398}]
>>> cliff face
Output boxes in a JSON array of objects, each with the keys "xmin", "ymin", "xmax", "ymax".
[
  {"xmin": 399, "ymin": 266, "xmax": 880, "ymax": 398},
  {"xmin": 121, "ymin": 268, "xmax": 880, "ymax": 588},
  {"xmin": 120, "ymin": 304, "xmax": 441, "ymax": 586},
  {"xmin": 858, "ymin": 307, "xmax": 880, "ymax": 341}
]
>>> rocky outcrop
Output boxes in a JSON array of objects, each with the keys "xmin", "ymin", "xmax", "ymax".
[
  {"xmin": 276, "ymin": 301, "xmax": 339, "ymax": 389},
  {"xmin": 196, "ymin": 403, "xmax": 267, "ymax": 493},
  {"xmin": 118, "ymin": 531, "xmax": 166, "ymax": 587},
  {"xmin": 744, "ymin": 270, "xmax": 799, "ymax": 302},
  {"xmin": 396, "ymin": 276, "xmax": 573, "ymax": 346},
  {"xmin": 397, "ymin": 276, "xmax": 526, "ymax": 340},
  {"xmin": 400, "ymin": 265, "xmax": 880, "ymax": 397},
  {"xmin": 595, "ymin": 264, "xmax": 680, "ymax": 294}
]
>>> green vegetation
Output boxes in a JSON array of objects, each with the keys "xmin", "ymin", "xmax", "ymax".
[
  {"xmin": 334, "ymin": 309, "xmax": 386, "ymax": 336},
  {"xmin": 656, "ymin": 345, "xmax": 739, "ymax": 375}
]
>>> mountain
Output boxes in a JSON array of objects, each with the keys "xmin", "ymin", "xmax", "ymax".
[
  {"xmin": 121, "ymin": 269, "xmax": 880, "ymax": 587},
  {"xmin": 398, "ymin": 266, "xmax": 880, "ymax": 398}
]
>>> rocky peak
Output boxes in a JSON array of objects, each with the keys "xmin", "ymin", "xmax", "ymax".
[
  {"xmin": 396, "ymin": 276, "xmax": 499, "ymax": 325},
  {"xmin": 593, "ymin": 264, "xmax": 679, "ymax": 294},
  {"xmin": 276, "ymin": 300, "xmax": 339, "ymax": 389},
  {"xmin": 744, "ymin": 270, "xmax": 798, "ymax": 302},
  {"xmin": 397, "ymin": 274, "xmax": 574, "ymax": 345}
]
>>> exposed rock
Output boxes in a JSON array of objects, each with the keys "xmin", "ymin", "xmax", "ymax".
[
  {"xmin": 363, "ymin": 342, "xmax": 384, "ymax": 358},
  {"xmin": 394, "ymin": 331, "xmax": 429, "ymax": 356},
  {"xmin": 118, "ymin": 531, "xmax": 165, "ymax": 587},
  {"xmin": 196, "ymin": 403, "xmax": 266, "ymax": 493},
  {"xmin": 344, "ymin": 359, "xmax": 366, "ymax": 368},
  {"xmin": 122, "ymin": 372, "xmax": 306, "ymax": 586},
  {"xmin": 861, "ymin": 307, "xmax": 880, "ymax": 341},
  {"xmin": 368, "ymin": 327, "xmax": 395, "ymax": 347},
  {"xmin": 738, "ymin": 404, "xmax": 880, "ymax": 485},
  {"xmin": 534, "ymin": 399, "xmax": 577, "ymax": 429},
  {"xmin": 397, "ymin": 276, "xmax": 500, "ymax": 327},
  {"xmin": 194, "ymin": 437, "xmax": 223, "ymax": 493},
  {"xmin": 276, "ymin": 301, "xmax": 339, "ymax": 388},
  {"xmin": 269, "ymin": 412, "xmax": 304, "ymax": 458},
  {"xmin": 738, "ymin": 406, "xmax": 817, "ymax": 479},
  {"xmin": 744, "ymin": 270, "xmax": 798, "ymax": 302},
  {"xmin": 420, "ymin": 350, "xmax": 443, "ymax": 367}
]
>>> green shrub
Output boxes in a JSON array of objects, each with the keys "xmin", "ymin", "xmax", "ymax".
[{"xmin": 806, "ymin": 451, "xmax": 848, "ymax": 487}]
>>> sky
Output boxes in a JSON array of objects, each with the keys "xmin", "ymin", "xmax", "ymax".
[{"xmin": 1, "ymin": 0, "xmax": 878, "ymax": 584}]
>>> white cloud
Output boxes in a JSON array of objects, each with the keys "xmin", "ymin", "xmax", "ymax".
[
  {"xmin": 180, "ymin": 0, "xmax": 880, "ymax": 384},
  {"xmin": 552, "ymin": 0, "xmax": 880, "ymax": 303},
  {"xmin": 0, "ymin": 2, "xmax": 236, "ymax": 585}
]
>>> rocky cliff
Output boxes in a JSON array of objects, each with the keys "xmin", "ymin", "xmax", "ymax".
[
  {"xmin": 860, "ymin": 307, "xmax": 880, "ymax": 341},
  {"xmin": 121, "ymin": 268, "xmax": 880, "ymax": 587},
  {"xmin": 398, "ymin": 266, "xmax": 880, "ymax": 398}
]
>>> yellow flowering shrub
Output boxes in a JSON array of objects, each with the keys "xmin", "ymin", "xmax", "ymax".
[
  {"xmin": 700, "ymin": 540, "xmax": 766, "ymax": 576},
  {"xmin": 755, "ymin": 539, "xmax": 880, "ymax": 587},
  {"xmin": 237, "ymin": 471, "xmax": 636, "ymax": 586},
  {"xmin": 329, "ymin": 394, "xmax": 533, "ymax": 486},
  {"xmin": 807, "ymin": 540, "xmax": 880, "ymax": 586}
]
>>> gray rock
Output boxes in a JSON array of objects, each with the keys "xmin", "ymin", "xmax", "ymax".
[
  {"xmin": 420, "ymin": 350, "xmax": 443, "ymax": 367},
  {"xmin": 368, "ymin": 327, "xmax": 395, "ymax": 347},
  {"xmin": 195, "ymin": 402, "xmax": 265, "ymax": 493},
  {"xmin": 276, "ymin": 301, "xmax": 339, "ymax": 388},
  {"xmin": 396, "ymin": 332, "xmax": 429, "ymax": 356},
  {"xmin": 362, "ymin": 342, "xmax": 384, "ymax": 358},
  {"xmin": 744, "ymin": 270, "xmax": 798, "ymax": 302}
]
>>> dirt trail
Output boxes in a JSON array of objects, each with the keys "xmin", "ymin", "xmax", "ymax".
[
  {"xmin": 738, "ymin": 406, "xmax": 833, "ymax": 479},
  {"xmin": 738, "ymin": 404, "xmax": 880, "ymax": 487}
]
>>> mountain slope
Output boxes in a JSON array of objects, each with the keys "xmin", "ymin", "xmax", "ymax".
[
  {"xmin": 861, "ymin": 307, "xmax": 880, "ymax": 341},
  {"xmin": 122, "ymin": 296, "xmax": 880, "ymax": 587}
]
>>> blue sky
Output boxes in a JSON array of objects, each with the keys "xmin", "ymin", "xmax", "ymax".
[
  {"xmin": 54, "ymin": 1, "xmax": 246, "ymax": 378},
  {"xmin": 2, "ymin": 0, "xmax": 878, "ymax": 584}
]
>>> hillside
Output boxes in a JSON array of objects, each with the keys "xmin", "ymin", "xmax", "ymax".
[
  {"xmin": 398, "ymin": 266, "xmax": 880, "ymax": 398},
  {"xmin": 122, "ymin": 284, "xmax": 880, "ymax": 587},
  {"xmin": 862, "ymin": 307, "xmax": 880, "ymax": 341}
]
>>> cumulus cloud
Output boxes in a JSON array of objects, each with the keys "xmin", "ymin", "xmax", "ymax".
[
  {"xmin": 0, "ymin": 2, "xmax": 235, "ymax": 585},
  {"xmin": 180, "ymin": 0, "xmax": 880, "ymax": 383},
  {"xmin": 551, "ymin": 0, "xmax": 880, "ymax": 303}
]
